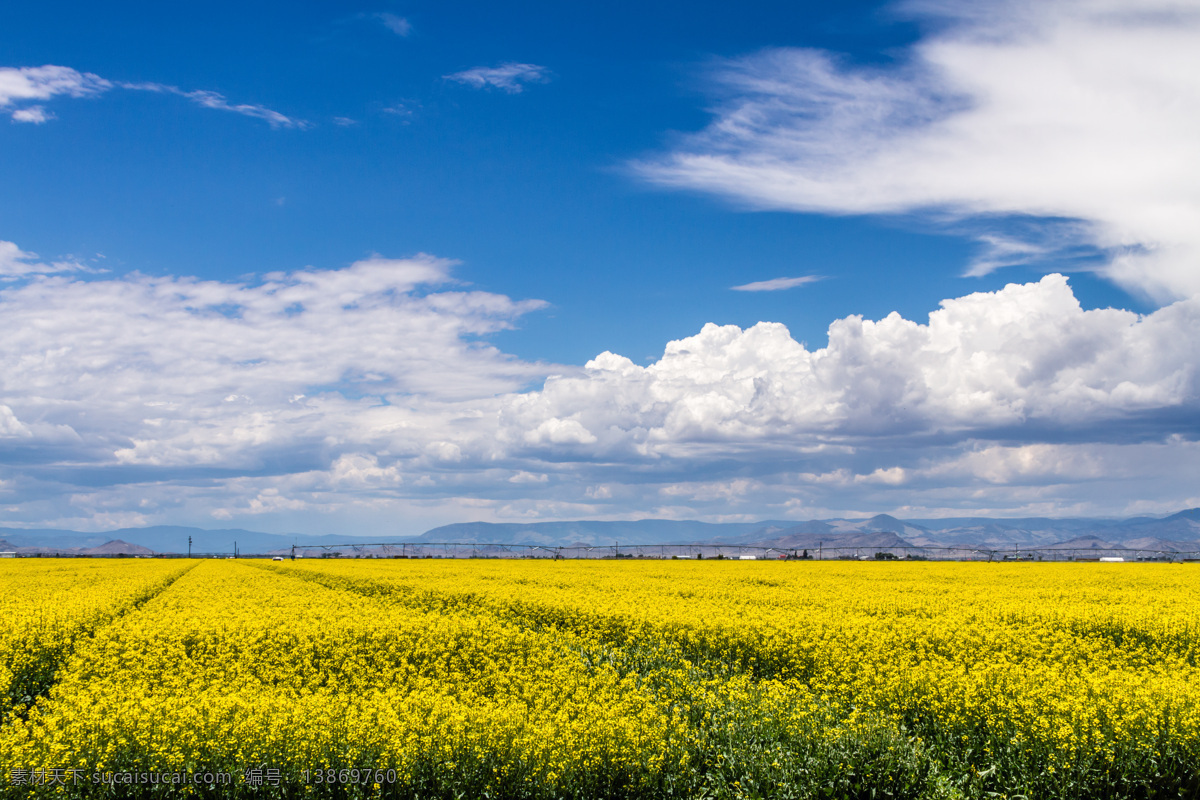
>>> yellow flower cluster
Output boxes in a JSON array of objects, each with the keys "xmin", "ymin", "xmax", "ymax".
[
  {"xmin": 0, "ymin": 559, "xmax": 190, "ymax": 721},
  {"xmin": 279, "ymin": 559, "xmax": 1200, "ymax": 770},
  {"xmin": 1, "ymin": 558, "xmax": 1197, "ymax": 798},
  {"xmin": 1, "ymin": 561, "xmax": 689, "ymax": 797}
]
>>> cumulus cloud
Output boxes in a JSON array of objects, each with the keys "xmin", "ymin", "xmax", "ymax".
[
  {"xmin": 499, "ymin": 275, "xmax": 1200, "ymax": 464},
  {"xmin": 445, "ymin": 63, "xmax": 551, "ymax": 94},
  {"xmin": 2, "ymin": 249, "xmax": 1197, "ymax": 530},
  {"xmin": 637, "ymin": 0, "xmax": 1200, "ymax": 302},
  {"xmin": 0, "ymin": 64, "xmax": 304, "ymax": 128},
  {"xmin": 0, "ymin": 254, "xmax": 548, "ymax": 476}
]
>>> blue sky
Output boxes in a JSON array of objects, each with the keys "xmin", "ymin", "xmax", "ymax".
[{"xmin": 1, "ymin": 0, "xmax": 1199, "ymax": 534}]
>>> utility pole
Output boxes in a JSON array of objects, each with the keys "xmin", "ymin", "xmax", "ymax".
[
  {"xmin": 188, "ymin": 536, "xmax": 192, "ymax": 558},
  {"xmin": 819, "ymin": 541, "xmax": 823, "ymax": 561},
  {"xmin": 290, "ymin": 544, "xmax": 295, "ymax": 561},
  {"xmin": 234, "ymin": 541, "xmax": 237, "ymax": 559}
]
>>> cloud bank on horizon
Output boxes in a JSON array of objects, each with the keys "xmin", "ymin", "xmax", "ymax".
[
  {"xmin": 1, "ymin": 255, "xmax": 1197, "ymax": 532},
  {"xmin": 2, "ymin": 0, "xmax": 1199, "ymax": 534}
]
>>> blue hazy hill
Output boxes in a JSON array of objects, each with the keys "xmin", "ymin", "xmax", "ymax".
[{"xmin": 1, "ymin": 510, "xmax": 1197, "ymax": 553}]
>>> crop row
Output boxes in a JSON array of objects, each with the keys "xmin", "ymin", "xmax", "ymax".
[
  {"xmin": 2, "ymin": 560, "xmax": 1198, "ymax": 798},
  {"xmin": 257, "ymin": 559, "xmax": 1200, "ymax": 796},
  {"xmin": 0, "ymin": 560, "xmax": 193, "ymax": 722}
]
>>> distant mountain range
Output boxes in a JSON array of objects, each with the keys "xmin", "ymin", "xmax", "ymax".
[
  {"xmin": 0, "ymin": 526, "xmax": 360, "ymax": 556},
  {"xmin": 416, "ymin": 511, "xmax": 1200, "ymax": 552},
  {"xmin": 411, "ymin": 519, "xmax": 796, "ymax": 548},
  {"xmin": 2, "ymin": 510, "xmax": 1199, "ymax": 555}
]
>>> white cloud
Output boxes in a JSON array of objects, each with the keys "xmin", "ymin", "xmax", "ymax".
[
  {"xmin": 858, "ymin": 467, "xmax": 907, "ymax": 486},
  {"xmin": 329, "ymin": 454, "xmax": 405, "ymax": 488},
  {"xmin": 381, "ymin": 103, "xmax": 414, "ymax": 119},
  {"xmin": 927, "ymin": 443, "xmax": 1114, "ymax": 485},
  {"xmin": 11, "ymin": 105, "xmax": 51, "ymax": 124},
  {"xmin": 0, "ymin": 252, "xmax": 548, "ymax": 471},
  {"xmin": 374, "ymin": 12, "xmax": 411, "ymax": 36},
  {"xmin": 499, "ymin": 274, "xmax": 1200, "ymax": 456},
  {"xmin": 0, "ymin": 240, "xmax": 84, "ymax": 278},
  {"xmin": 0, "ymin": 65, "xmax": 110, "ymax": 121},
  {"xmin": 179, "ymin": 89, "xmax": 305, "ymax": 128},
  {"xmin": 0, "ymin": 405, "xmax": 31, "ymax": 439},
  {"xmin": 731, "ymin": 275, "xmax": 822, "ymax": 292},
  {"xmin": 522, "ymin": 418, "xmax": 598, "ymax": 446},
  {"xmin": 660, "ymin": 478, "xmax": 759, "ymax": 502},
  {"xmin": 445, "ymin": 63, "xmax": 551, "ymax": 94},
  {"xmin": 1, "ymin": 245, "xmax": 1197, "ymax": 530},
  {"xmin": 0, "ymin": 64, "xmax": 304, "ymax": 128},
  {"xmin": 637, "ymin": 0, "xmax": 1200, "ymax": 302},
  {"xmin": 119, "ymin": 82, "xmax": 307, "ymax": 129},
  {"xmin": 509, "ymin": 471, "xmax": 549, "ymax": 484}
]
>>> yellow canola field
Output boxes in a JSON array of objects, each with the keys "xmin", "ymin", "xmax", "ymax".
[
  {"xmin": 0, "ymin": 559, "xmax": 191, "ymax": 720},
  {"xmin": 278, "ymin": 559, "xmax": 1200, "ymax": 772},
  {"xmin": 2, "ymin": 558, "xmax": 1198, "ymax": 799},
  {"xmin": 1, "ymin": 561, "xmax": 705, "ymax": 797}
]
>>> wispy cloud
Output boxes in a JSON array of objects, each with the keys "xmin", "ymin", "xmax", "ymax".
[
  {"xmin": 445, "ymin": 63, "xmax": 550, "ymax": 94},
  {"xmin": 0, "ymin": 64, "xmax": 305, "ymax": 128},
  {"xmin": 0, "ymin": 240, "xmax": 85, "ymax": 278},
  {"xmin": 374, "ymin": 12, "xmax": 411, "ymax": 36},
  {"xmin": 119, "ymin": 82, "xmax": 308, "ymax": 129},
  {"xmin": 0, "ymin": 65, "xmax": 110, "ymax": 121},
  {"xmin": 637, "ymin": 0, "xmax": 1200, "ymax": 303},
  {"xmin": 381, "ymin": 102, "xmax": 415, "ymax": 120},
  {"xmin": 731, "ymin": 275, "xmax": 822, "ymax": 292}
]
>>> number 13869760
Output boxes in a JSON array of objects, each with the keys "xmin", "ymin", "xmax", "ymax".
[{"xmin": 301, "ymin": 768, "xmax": 399, "ymax": 785}]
